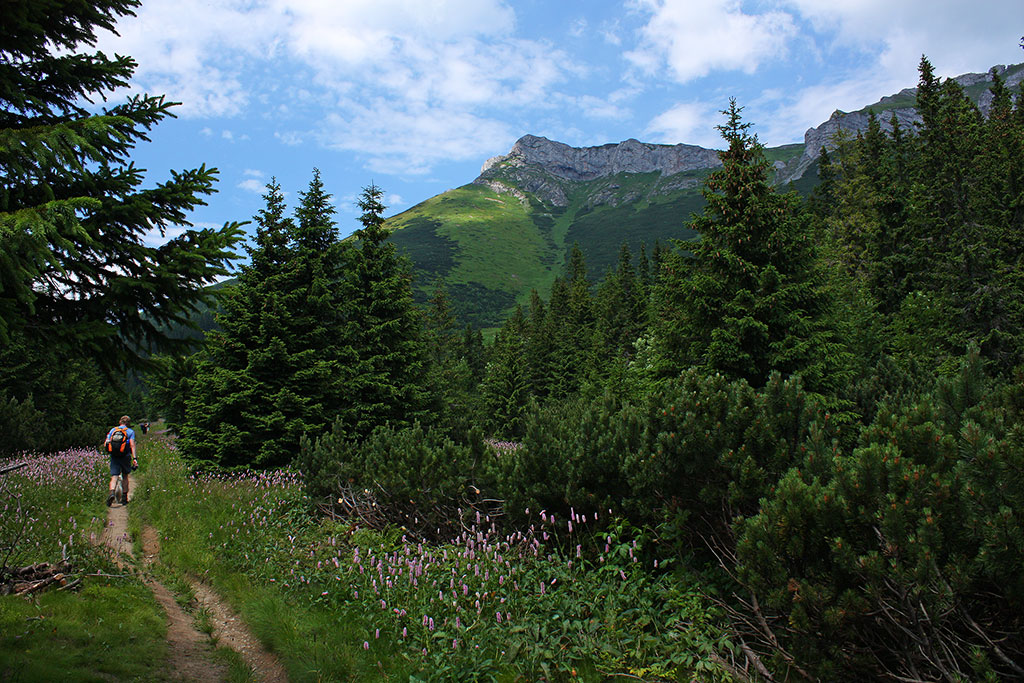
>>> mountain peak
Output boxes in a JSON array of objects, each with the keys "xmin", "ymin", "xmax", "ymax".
[{"xmin": 481, "ymin": 135, "xmax": 722, "ymax": 183}]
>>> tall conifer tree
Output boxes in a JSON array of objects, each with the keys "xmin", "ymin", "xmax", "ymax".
[
  {"xmin": 481, "ymin": 306, "xmax": 531, "ymax": 436},
  {"xmin": 0, "ymin": 0, "xmax": 243, "ymax": 450},
  {"xmin": 0, "ymin": 0, "xmax": 243, "ymax": 369},
  {"xmin": 340, "ymin": 184, "xmax": 429, "ymax": 436},
  {"xmin": 654, "ymin": 100, "xmax": 847, "ymax": 395},
  {"xmin": 181, "ymin": 174, "xmax": 350, "ymax": 468}
]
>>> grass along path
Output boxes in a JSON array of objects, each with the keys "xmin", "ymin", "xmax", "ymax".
[
  {"xmin": 119, "ymin": 432, "xmax": 284, "ymax": 682},
  {"xmin": 139, "ymin": 524, "xmax": 287, "ymax": 682},
  {"xmin": 1, "ymin": 448, "xmax": 170, "ymax": 681},
  {"xmin": 96, "ymin": 477, "xmax": 234, "ymax": 682},
  {"xmin": 0, "ymin": 431, "xmax": 279, "ymax": 681}
]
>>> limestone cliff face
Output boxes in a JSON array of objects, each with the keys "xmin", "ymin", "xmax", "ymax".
[
  {"xmin": 476, "ymin": 135, "xmax": 722, "ymax": 206},
  {"xmin": 485, "ymin": 135, "xmax": 722, "ymax": 180}
]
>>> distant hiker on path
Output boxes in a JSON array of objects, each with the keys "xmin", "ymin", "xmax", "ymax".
[{"xmin": 104, "ymin": 415, "xmax": 138, "ymax": 506}]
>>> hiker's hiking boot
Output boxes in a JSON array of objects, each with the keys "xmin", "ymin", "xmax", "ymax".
[{"xmin": 106, "ymin": 492, "xmax": 115, "ymax": 507}]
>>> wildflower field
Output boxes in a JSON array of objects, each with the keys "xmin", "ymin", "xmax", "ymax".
[{"xmin": 136, "ymin": 436, "xmax": 732, "ymax": 681}]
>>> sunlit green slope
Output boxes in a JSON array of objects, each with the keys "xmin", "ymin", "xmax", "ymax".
[{"xmin": 386, "ymin": 169, "xmax": 711, "ymax": 328}]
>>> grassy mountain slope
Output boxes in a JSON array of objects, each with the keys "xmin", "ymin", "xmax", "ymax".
[{"xmin": 387, "ymin": 169, "xmax": 712, "ymax": 328}]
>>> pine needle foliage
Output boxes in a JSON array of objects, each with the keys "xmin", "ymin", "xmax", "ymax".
[
  {"xmin": 653, "ymin": 100, "xmax": 849, "ymax": 398},
  {"xmin": 339, "ymin": 183, "xmax": 430, "ymax": 438},
  {"xmin": 0, "ymin": 0, "xmax": 244, "ymax": 372},
  {"xmin": 181, "ymin": 174, "xmax": 351, "ymax": 469}
]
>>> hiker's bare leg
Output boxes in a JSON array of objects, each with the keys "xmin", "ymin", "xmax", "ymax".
[{"xmin": 108, "ymin": 475, "xmax": 118, "ymax": 493}]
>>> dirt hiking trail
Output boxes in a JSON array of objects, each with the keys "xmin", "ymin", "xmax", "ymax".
[{"xmin": 100, "ymin": 482, "xmax": 288, "ymax": 682}]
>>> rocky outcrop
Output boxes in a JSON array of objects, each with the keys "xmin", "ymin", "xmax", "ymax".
[
  {"xmin": 476, "ymin": 135, "xmax": 722, "ymax": 206},
  {"xmin": 776, "ymin": 63, "xmax": 1024, "ymax": 185},
  {"xmin": 487, "ymin": 135, "xmax": 722, "ymax": 180},
  {"xmin": 475, "ymin": 179, "xmax": 530, "ymax": 208},
  {"xmin": 478, "ymin": 64, "xmax": 1024, "ymax": 197}
]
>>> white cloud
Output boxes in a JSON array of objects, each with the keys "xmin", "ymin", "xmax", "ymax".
[
  {"xmin": 238, "ymin": 179, "xmax": 266, "ymax": 194},
  {"xmin": 578, "ymin": 94, "xmax": 630, "ymax": 120},
  {"xmin": 627, "ymin": 0, "xmax": 798, "ymax": 82},
  {"xmin": 742, "ymin": 0, "xmax": 1024, "ymax": 146},
  {"xmin": 780, "ymin": 0, "xmax": 1023, "ymax": 78},
  {"xmin": 274, "ymin": 131, "xmax": 304, "ymax": 147},
  {"xmin": 95, "ymin": 0, "xmax": 574, "ymax": 176},
  {"xmin": 243, "ymin": 169, "xmax": 264, "ymax": 178},
  {"xmin": 322, "ymin": 101, "xmax": 515, "ymax": 175},
  {"xmin": 646, "ymin": 101, "xmax": 723, "ymax": 148},
  {"xmin": 96, "ymin": 0, "xmax": 281, "ymax": 117},
  {"xmin": 601, "ymin": 20, "xmax": 623, "ymax": 46},
  {"xmin": 275, "ymin": 0, "xmax": 516, "ymax": 65},
  {"xmin": 784, "ymin": 0, "xmax": 1021, "ymax": 69},
  {"xmin": 752, "ymin": 70, "xmax": 908, "ymax": 146}
]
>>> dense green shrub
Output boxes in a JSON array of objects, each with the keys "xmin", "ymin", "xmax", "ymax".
[
  {"xmin": 498, "ymin": 393, "xmax": 641, "ymax": 524},
  {"xmin": 735, "ymin": 350, "xmax": 1024, "ymax": 680},
  {"xmin": 498, "ymin": 369, "xmax": 831, "ymax": 541},
  {"xmin": 297, "ymin": 422, "xmax": 495, "ymax": 540},
  {"xmin": 620, "ymin": 369, "xmax": 834, "ymax": 560}
]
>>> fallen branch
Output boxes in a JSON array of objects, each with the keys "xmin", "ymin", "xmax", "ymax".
[
  {"xmin": 57, "ymin": 578, "xmax": 82, "ymax": 592},
  {"xmin": 0, "ymin": 462, "xmax": 28, "ymax": 476},
  {"xmin": 15, "ymin": 572, "xmax": 65, "ymax": 595}
]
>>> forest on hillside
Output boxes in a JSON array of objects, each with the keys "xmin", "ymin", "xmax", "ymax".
[{"xmin": 3, "ymin": 0, "xmax": 1024, "ymax": 679}]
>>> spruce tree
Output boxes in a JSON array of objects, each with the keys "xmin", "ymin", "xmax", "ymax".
[
  {"xmin": 180, "ymin": 174, "xmax": 350, "ymax": 468},
  {"xmin": 594, "ymin": 242, "xmax": 643, "ymax": 363},
  {"xmin": 523, "ymin": 289, "xmax": 554, "ymax": 398},
  {"xmin": 481, "ymin": 306, "xmax": 531, "ymax": 436},
  {"xmin": 542, "ymin": 276, "xmax": 573, "ymax": 398},
  {"xmin": 561, "ymin": 244, "xmax": 596, "ymax": 394},
  {"xmin": 654, "ymin": 100, "xmax": 848, "ymax": 396},
  {"xmin": 340, "ymin": 184, "xmax": 429, "ymax": 437},
  {"xmin": 422, "ymin": 280, "xmax": 478, "ymax": 435},
  {"xmin": 0, "ymin": 0, "xmax": 243, "ymax": 370},
  {"xmin": 889, "ymin": 58, "xmax": 1024, "ymax": 374}
]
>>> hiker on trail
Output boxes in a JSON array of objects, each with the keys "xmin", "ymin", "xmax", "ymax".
[{"xmin": 104, "ymin": 415, "xmax": 138, "ymax": 507}]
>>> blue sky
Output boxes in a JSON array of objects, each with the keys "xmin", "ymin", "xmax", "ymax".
[{"xmin": 92, "ymin": 0, "xmax": 1024, "ymax": 248}]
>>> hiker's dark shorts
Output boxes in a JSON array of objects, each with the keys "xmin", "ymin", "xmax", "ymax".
[{"xmin": 110, "ymin": 455, "xmax": 133, "ymax": 476}]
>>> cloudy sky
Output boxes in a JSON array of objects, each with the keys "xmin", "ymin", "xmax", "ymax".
[{"xmin": 93, "ymin": 0, "xmax": 1023, "ymax": 245}]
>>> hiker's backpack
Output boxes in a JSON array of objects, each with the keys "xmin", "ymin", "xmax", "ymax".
[{"xmin": 108, "ymin": 426, "xmax": 129, "ymax": 454}]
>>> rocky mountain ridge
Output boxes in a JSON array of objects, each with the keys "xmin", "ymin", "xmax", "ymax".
[
  {"xmin": 383, "ymin": 61, "xmax": 1024, "ymax": 329},
  {"xmin": 476, "ymin": 63, "xmax": 1024, "ymax": 198}
]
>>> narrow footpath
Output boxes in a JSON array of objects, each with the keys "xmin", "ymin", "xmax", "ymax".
[{"xmin": 100, "ymin": 481, "xmax": 287, "ymax": 682}]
